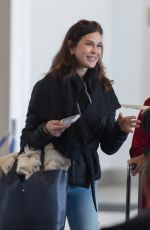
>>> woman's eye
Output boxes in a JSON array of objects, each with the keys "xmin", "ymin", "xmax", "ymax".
[
  {"xmin": 97, "ymin": 44, "xmax": 103, "ymax": 48},
  {"xmin": 85, "ymin": 43, "xmax": 92, "ymax": 46},
  {"xmin": 85, "ymin": 42, "xmax": 102, "ymax": 48}
]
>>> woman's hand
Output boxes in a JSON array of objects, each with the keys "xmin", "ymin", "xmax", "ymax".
[
  {"xmin": 117, "ymin": 113, "xmax": 141, "ymax": 133},
  {"xmin": 44, "ymin": 120, "xmax": 69, "ymax": 137},
  {"xmin": 127, "ymin": 154, "xmax": 146, "ymax": 176}
]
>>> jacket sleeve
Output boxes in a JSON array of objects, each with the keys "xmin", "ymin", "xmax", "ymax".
[
  {"xmin": 142, "ymin": 107, "xmax": 150, "ymax": 157},
  {"xmin": 142, "ymin": 109, "xmax": 150, "ymax": 135},
  {"xmin": 129, "ymin": 98, "xmax": 150, "ymax": 157},
  {"xmin": 20, "ymin": 80, "xmax": 53, "ymax": 150},
  {"xmin": 99, "ymin": 112, "xmax": 128, "ymax": 155}
]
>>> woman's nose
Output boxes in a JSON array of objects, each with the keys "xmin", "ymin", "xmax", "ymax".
[{"xmin": 91, "ymin": 45, "xmax": 98, "ymax": 53}]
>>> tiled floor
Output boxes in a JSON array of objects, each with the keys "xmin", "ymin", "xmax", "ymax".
[{"xmin": 99, "ymin": 184, "xmax": 138, "ymax": 228}]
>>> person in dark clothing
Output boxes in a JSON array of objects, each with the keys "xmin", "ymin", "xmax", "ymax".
[
  {"xmin": 20, "ymin": 19, "xmax": 140, "ymax": 230},
  {"xmin": 101, "ymin": 108, "xmax": 150, "ymax": 230}
]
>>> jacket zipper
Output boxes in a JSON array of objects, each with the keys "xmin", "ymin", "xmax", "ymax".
[{"xmin": 83, "ymin": 82, "xmax": 92, "ymax": 104}]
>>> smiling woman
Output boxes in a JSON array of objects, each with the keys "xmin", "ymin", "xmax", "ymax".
[
  {"xmin": 70, "ymin": 31, "xmax": 103, "ymax": 73},
  {"xmin": 20, "ymin": 19, "xmax": 140, "ymax": 230}
]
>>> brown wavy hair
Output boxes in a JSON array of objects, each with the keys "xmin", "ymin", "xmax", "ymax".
[{"xmin": 49, "ymin": 19, "xmax": 113, "ymax": 91}]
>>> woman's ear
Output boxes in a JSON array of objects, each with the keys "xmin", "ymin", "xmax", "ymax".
[
  {"xmin": 70, "ymin": 49, "xmax": 74, "ymax": 56},
  {"xmin": 67, "ymin": 40, "xmax": 74, "ymax": 56}
]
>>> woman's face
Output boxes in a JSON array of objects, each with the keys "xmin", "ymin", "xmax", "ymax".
[{"xmin": 70, "ymin": 31, "xmax": 103, "ymax": 75}]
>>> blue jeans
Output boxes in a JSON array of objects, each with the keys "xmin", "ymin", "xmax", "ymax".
[{"xmin": 66, "ymin": 183, "xmax": 99, "ymax": 230}]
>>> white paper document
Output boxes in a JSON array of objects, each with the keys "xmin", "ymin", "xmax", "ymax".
[
  {"xmin": 121, "ymin": 104, "xmax": 150, "ymax": 111},
  {"xmin": 61, "ymin": 114, "xmax": 80, "ymax": 125}
]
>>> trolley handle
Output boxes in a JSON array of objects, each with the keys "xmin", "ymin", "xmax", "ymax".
[{"xmin": 128, "ymin": 163, "xmax": 137, "ymax": 175}]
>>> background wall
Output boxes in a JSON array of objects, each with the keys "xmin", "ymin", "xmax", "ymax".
[
  {"xmin": 0, "ymin": 0, "xmax": 10, "ymax": 155},
  {"xmin": 1, "ymin": 0, "xmax": 150, "ymax": 171},
  {"xmin": 100, "ymin": 0, "xmax": 150, "ymax": 171}
]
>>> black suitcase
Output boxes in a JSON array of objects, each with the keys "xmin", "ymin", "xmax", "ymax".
[{"xmin": 125, "ymin": 163, "xmax": 143, "ymax": 221}]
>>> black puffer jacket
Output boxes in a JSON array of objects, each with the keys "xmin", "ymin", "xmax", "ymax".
[{"xmin": 20, "ymin": 69, "xmax": 128, "ymax": 187}]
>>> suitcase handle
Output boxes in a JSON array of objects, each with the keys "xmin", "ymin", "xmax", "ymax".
[
  {"xmin": 128, "ymin": 163, "xmax": 137, "ymax": 175},
  {"xmin": 129, "ymin": 163, "xmax": 142, "ymax": 214},
  {"xmin": 126, "ymin": 163, "xmax": 137, "ymax": 221},
  {"xmin": 126, "ymin": 163, "xmax": 142, "ymax": 222}
]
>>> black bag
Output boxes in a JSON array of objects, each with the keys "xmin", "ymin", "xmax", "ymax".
[{"xmin": 0, "ymin": 149, "xmax": 68, "ymax": 230}]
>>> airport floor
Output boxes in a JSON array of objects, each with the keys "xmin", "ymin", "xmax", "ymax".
[{"xmin": 64, "ymin": 170, "xmax": 139, "ymax": 229}]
